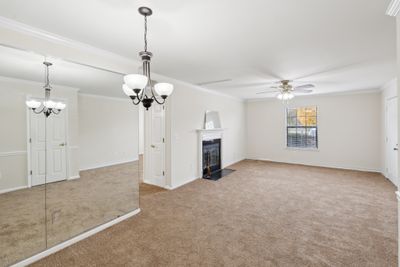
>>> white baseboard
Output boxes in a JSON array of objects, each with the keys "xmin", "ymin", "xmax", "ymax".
[
  {"xmin": 79, "ymin": 157, "xmax": 139, "ymax": 172},
  {"xmin": 143, "ymin": 179, "xmax": 169, "ymax": 190},
  {"xmin": 11, "ymin": 208, "xmax": 141, "ymax": 267},
  {"xmin": 223, "ymin": 157, "xmax": 245, "ymax": 168},
  {"xmin": 247, "ymin": 157, "xmax": 381, "ymax": 173},
  {"xmin": 68, "ymin": 175, "xmax": 80, "ymax": 180},
  {"xmin": 169, "ymin": 176, "xmax": 199, "ymax": 190},
  {"xmin": 0, "ymin": 185, "xmax": 28, "ymax": 195}
]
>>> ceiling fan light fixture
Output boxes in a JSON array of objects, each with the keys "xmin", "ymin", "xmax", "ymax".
[{"xmin": 277, "ymin": 92, "xmax": 294, "ymax": 101}]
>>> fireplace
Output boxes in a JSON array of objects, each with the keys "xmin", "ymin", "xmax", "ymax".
[{"xmin": 202, "ymin": 139, "xmax": 221, "ymax": 177}]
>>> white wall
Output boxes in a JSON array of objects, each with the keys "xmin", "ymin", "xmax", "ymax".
[
  {"xmin": 78, "ymin": 94, "xmax": 138, "ymax": 170},
  {"xmin": 0, "ymin": 76, "xmax": 79, "ymax": 192},
  {"xmin": 168, "ymin": 81, "xmax": 246, "ymax": 189},
  {"xmin": 246, "ymin": 92, "xmax": 382, "ymax": 172}
]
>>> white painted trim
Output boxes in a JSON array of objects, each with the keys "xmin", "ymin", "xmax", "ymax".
[
  {"xmin": 78, "ymin": 93, "xmax": 128, "ymax": 102},
  {"xmin": 0, "ymin": 150, "xmax": 27, "ymax": 157},
  {"xmin": 11, "ymin": 208, "xmax": 141, "ymax": 267},
  {"xmin": 0, "ymin": 20, "xmax": 242, "ymax": 102},
  {"xmin": 386, "ymin": 0, "xmax": 400, "ymax": 16},
  {"xmin": 0, "ymin": 185, "xmax": 29, "ymax": 195},
  {"xmin": 68, "ymin": 175, "xmax": 80, "ymax": 180},
  {"xmin": 247, "ymin": 158, "xmax": 381, "ymax": 173},
  {"xmin": 396, "ymin": 191, "xmax": 400, "ymax": 201},
  {"xmin": 168, "ymin": 176, "xmax": 199, "ymax": 190},
  {"xmin": 223, "ymin": 158, "xmax": 245, "ymax": 169},
  {"xmin": 79, "ymin": 158, "xmax": 139, "ymax": 172},
  {"xmin": 0, "ymin": 75, "xmax": 80, "ymax": 92},
  {"xmin": 142, "ymin": 180, "xmax": 169, "ymax": 190},
  {"xmin": 0, "ymin": 16, "xmax": 134, "ymax": 65}
]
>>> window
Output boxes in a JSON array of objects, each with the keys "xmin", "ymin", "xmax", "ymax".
[{"xmin": 286, "ymin": 106, "xmax": 318, "ymax": 149}]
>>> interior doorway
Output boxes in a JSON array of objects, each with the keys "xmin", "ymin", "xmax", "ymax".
[
  {"xmin": 386, "ymin": 97, "xmax": 398, "ymax": 186},
  {"xmin": 28, "ymin": 102, "xmax": 68, "ymax": 186},
  {"xmin": 143, "ymin": 104, "xmax": 166, "ymax": 188}
]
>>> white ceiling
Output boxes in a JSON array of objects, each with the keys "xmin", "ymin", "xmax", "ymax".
[{"xmin": 0, "ymin": 0, "xmax": 396, "ymax": 99}]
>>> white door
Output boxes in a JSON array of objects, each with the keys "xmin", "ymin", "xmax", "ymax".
[
  {"xmin": 30, "ymin": 111, "xmax": 46, "ymax": 186},
  {"xmin": 386, "ymin": 97, "xmax": 398, "ymax": 186},
  {"xmin": 144, "ymin": 104, "xmax": 165, "ymax": 187},
  {"xmin": 46, "ymin": 111, "xmax": 67, "ymax": 183},
  {"xmin": 30, "ymin": 109, "xmax": 67, "ymax": 186}
]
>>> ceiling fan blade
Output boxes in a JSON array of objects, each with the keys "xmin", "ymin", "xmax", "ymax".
[
  {"xmin": 294, "ymin": 88, "xmax": 313, "ymax": 93},
  {"xmin": 256, "ymin": 90, "xmax": 279, "ymax": 95},
  {"xmin": 294, "ymin": 84, "xmax": 315, "ymax": 90},
  {"xmin": 196, "ymin": 79, "xmax": 232, "ymax": 86}
]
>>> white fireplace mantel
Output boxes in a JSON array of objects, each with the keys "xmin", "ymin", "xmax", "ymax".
[{"xmin": 197, "ymin": 128, "xmax": 225, "ymax": 178}]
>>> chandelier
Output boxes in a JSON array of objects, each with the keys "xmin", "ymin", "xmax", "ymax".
[
  {"xmin": 122, "ymin": 7, "xmax": 174, "ymax": 110},
  {"xmin": 25, "ymin": 62, "xmax": 66, "ymax": 117}
]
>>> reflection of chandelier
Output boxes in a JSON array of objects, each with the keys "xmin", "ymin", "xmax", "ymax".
[
  {"xmin": 122, "ymin": 7, "xmax": 174, "ymax": 110},
  {"xmin": 25, "ymin": 62, "xmax": 66, "ymax": 117}
]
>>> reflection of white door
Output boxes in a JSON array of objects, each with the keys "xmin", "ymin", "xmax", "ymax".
[
  {"xmin": 386, "ymin": 97, "xmax": 398, "ymax": 186},
  {"xmin": 144, "ymin": 104, "xmax": 165, "ymax": 187},
  {"xmin": 29, "ymin": 108, "xmax": 67, "ymax": 186},
  {"xmin": 30, "ymin": 111, "xmax": 46, "ymax": 186},
  {"xmin": 46, "ymin": 111, "xmax": 67, "ymax": 183}
]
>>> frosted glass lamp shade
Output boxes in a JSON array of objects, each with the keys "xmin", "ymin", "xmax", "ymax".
[
  {"xmin": 277, "ymin": 92, "xmax": 294, "ymax": 101},
  {"xmin": 55, "ymin": 102, "xmax": 66, "ymax": 110},
  {"xmin": 123, "ymin": 74, "xmax": 148, "ymax": 90},
  {"xmin": 44, "ymin": 100, "xmax": 57, "ymax": 109},
  {"xmin": 122, "ymin": 84, "xmax": 136, "ymax": 96},
  {"xmin": 154, "ymin": 82, "xmax": 174, "ymax": 96},
  {"xmin": 26, "ymin": 99, "xmax": 41, "ymax": 109}
]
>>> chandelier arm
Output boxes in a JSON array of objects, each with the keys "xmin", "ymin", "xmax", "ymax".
[
  {"xmin": 51, "ymin": 109, "xmax": 60, "ymax": 115},
  {"xmin": 32, "ymin": 106, "xmax": 45, "ymax": 114},
  {"xmin": 132, "ymin": 97, "xmax": 141, "ymax": 105},
  {"xmin": 152, "ymin": 96, "xmax": 166, "ymax": 105}
]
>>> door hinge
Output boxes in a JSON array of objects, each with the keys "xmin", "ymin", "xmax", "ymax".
[
  {"xmin": 30, "ymin": 170, "xmax": 32, "ymax": 175},
  {"xmin": 163, "ymin": 171, "xmax": 165, "ymax": 176},
  {"xmin": 163, "ymin": 138, "xmax": 165, "ymax": 143},
  {"xmin": 29, "ymin": 138, "xmax": 32, "ymax": 143}
]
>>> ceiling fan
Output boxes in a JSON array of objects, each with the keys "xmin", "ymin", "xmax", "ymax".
[{"xmin": 256, "ymin": 80, "xmax": 315, "ymax": 101}]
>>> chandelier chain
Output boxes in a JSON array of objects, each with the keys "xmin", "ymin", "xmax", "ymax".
[{"xmin": 144, "ymin": 15, "xmax": 148, "ymax": 52}]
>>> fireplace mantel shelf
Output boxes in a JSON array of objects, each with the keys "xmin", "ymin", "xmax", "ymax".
[{"xmin": 196, "ymin": 128, "xmax": 225, "ymax": 132}]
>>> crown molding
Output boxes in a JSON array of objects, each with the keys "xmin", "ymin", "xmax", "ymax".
[
  {"xmin": 386, "ymin": 0, "xmax": 400, "ymax": 16},
  {"xmin": 0, "ymin": 16, "xmax": 134, "ymax": 65},
  {"xmin": 0, "ymin": 16, "xmax": 243, "ymax": 102}
]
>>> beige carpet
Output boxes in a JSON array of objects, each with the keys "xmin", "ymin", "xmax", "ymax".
[
  {"xmin": 31, "ymin": 160, "xmax": 397, "ymax": 266},
  {"xmin": 0, "ymin": 161, "xmax": 140, "ymax": 267}
]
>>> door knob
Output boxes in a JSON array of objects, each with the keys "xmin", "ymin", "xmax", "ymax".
[
  {"xmin": 59, "ymin": 143, "xmax": 66, "ymax": 147},
  {"xmin": 394, "ymin": 148, "xmax": 398, "ymax": 151},
  {"xmin": 151, "ymin": 144, "xmax": 156, "ymax": 148}
]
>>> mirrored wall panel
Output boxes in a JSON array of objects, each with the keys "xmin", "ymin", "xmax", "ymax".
[
  {"xmin": 0, "ymin": 45, "xmax": 140, "ymax": 265},
  {"xmin": 0, "ymin": 54, "xmax": 47, "ymax": 266}
]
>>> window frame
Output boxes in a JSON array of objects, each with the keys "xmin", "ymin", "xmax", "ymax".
[{"xmin": 285, "ymin": 106, "xmax": 319, "ymax": 150}]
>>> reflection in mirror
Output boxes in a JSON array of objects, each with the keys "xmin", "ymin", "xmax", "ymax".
[
  {"xmin": 0, "ymin": 44, "xmax": 140, "ymax": 264},
  {"xmin": 204, "ymin": 110, "xmax": 221, "ymax": 129},
  {"xmin": 43, "ymin": 59, "xmax": 140, "ymax": 247},
  {"xmin": 0, "ymin": 48, "xmax": 47, "ymax": 266}
]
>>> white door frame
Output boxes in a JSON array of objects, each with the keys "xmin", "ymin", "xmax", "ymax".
[
  {"xmin": 143, "ymin": 104, "xmax": 166, "ymax": 188},
  {"xmin": 26, "ymin": 95, "xmax": 69, "ymax": 187},
  {"xmin": 385, "ymin": 96, "xmax": 398, "ymax": 186}
]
